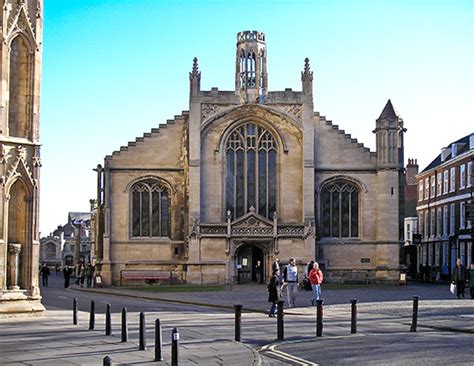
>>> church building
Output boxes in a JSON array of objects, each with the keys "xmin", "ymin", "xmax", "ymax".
[
  {"xmin": 94, "ymin": 31, "xmax": 406, "ymax": 286},
  {"xmin": 0, "ymin": 0, "xmax": 44, "ymax": 316}
]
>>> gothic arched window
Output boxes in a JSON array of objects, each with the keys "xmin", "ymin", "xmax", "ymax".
[
  {"xmin": 226, "ymin": 123, "xmax": 277, "ymax": 220},
  {"xmin": 321, "ymin": 180, "xmax": 359, "ymax": 238},
  {"xmin": 131, "ymin": 180, "xmax": 169, "ymax": 238}
]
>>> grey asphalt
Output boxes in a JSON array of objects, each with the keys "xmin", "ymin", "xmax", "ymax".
[{"xmin": 1, "ymin": 276, "xmax": 473, "ymax": 365}]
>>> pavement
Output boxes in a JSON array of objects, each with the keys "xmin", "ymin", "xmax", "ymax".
[{"xmin": 1, "ymin": 278, "xmax": 473, "ymax": 365}]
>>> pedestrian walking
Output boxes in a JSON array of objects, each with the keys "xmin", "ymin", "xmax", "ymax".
[
  {"xmin": 63, "ymin": 265, "xmax": 72, "ymax": 288},
  {"xmin": 469, "ymin": 263, "xmax": 474, "ymax": 300},
  {"xmin": 452, "ymin": 258, "xmax": 467, "ymax": 299},
  {"xmin": 76, "ymin": 263, "xmax": 86, "ymax": 288},
  {"xmin": 255, "ymin": 260, "xmax": 263, "ymax": 284},
  {"xmin": 40, "ymin": 263, "xmax": 50, "ymax": 287},
  {"xmin": 267, "ymin": 269, "xmax": 280, "ymax": 317},
  {"xmin": 308, "ymin": 262, "xmax": 323, "ymax": 305},
  {"xmin": 86, "ymin": 263, "xmax": 94, "ymax": 288},
  {"xmin": 283, "ymin": 257, "xmax": 298, "ymax": 308},
  {"xmin": 272, "ymin": 258, "xmax": 282, "ymax": 287}
]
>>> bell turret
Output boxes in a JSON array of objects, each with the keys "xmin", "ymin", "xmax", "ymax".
[{"xmin": 235, "ymin": 31, "xmax": 267, "ymax": 103}]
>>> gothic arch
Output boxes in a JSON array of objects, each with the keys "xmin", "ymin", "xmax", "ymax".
[
  {"xmin": 124, "ymin": 175, "xmax": 176, "ymax": 194},
  {"xmin": 200, "ymin": 104, "xmax": 301, "ymax": 152},
  {"xmin": 127, "ymin": 176, "xmax": 173, "ymax": 239},
  {"xmin": 7, "ymin": 33, "xmax": 34, "ymax": 139},
  {"xmin": 317, "ymin": 175, "xmax": 368, "ymax": 196},
  {"xmin": 317, "ymin": 176, "xmax": 364, "ymax": 239}
]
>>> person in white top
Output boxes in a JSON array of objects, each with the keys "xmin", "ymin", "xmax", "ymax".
[{"xmin": 283, "ymin": 257, "xmax": 298, "ymax": 307}]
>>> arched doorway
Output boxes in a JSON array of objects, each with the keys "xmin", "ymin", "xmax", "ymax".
[{"xmin": 236, "ymin": 244, "xmax": 264, "ymax": 284}]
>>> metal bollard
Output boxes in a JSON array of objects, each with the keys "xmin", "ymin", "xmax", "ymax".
[
  {"xmin": 139, "ymin": 312, "xmax": 147, "ymax": 350},
  {"xmin": 155, "ymin": 318, "xmax": 163, "ymax": 362},
  {"xmin": 234, "ymin": 304, "xmax": 243, "ymax": 342},
  {"xmin": 351, "ymin": 299, "xmax": 357, "ymax": 334},
  {"xmin": 277, "ymin": 300, "xmax": 284, "ymax": 340},
  {"xmin": 410, "ymin": 296, "xmax": 420, "ymax": 332},
  {"xmin": 171, "ymin": 327, "xmax": 179, "ymax": 366},
  {"xmin": 89, "ymin": 300, "xmax": 95, "ymax": 330},
  {"xmin": 105, "ymin": 303, "xmax": 112, "ymax": 336},
  {"xmin": 73, "ymin": 298, "xmax": 78, "ymax": 325},
  {"xmin": 103, "ymin": 355, "xmax": 111, "ymax": 366},
  {"xmin": 316, "ymin": 299, "xmax": 323, "ymax": 337},
  {"xmin": 121, "ymin": 307, "xmax": 128, "ymax": 342}
]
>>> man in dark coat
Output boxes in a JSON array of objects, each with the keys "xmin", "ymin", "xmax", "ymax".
[
  {"xmin": 267, "ymin": 269, "xmax": 280, "ymax": 317},
  {"xmin": 452, "ymin": 258, "xmax": 467, "ymax": 299}
]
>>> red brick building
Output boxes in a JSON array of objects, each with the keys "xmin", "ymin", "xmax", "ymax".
[{"xmin": 416, "ymin": 134, "xmax": 474, "ymax": 280}]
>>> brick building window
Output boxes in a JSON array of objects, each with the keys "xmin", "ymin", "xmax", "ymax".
[
  {"xmin": 443, "ymin": 170, "xmax": 449, "ymax": 194},
  {"xmin": 321, "ymin": 180, "xmax": 359, "ymax": 238},
  {"xmin": 425, "ymin": 177, "xmax": 430, "ymax": 199},
  {"xmin": 419, "ymin": 181, "xmax": 424, "ymax": 201},
  {"xmin": 450, "ymin": 203, "xmax": 455, "ymax": 235},
  {"xmin": 436, "ymin": 172, "xmax": 442, "ymax": 196},
  {"xmin": 460, "ymin": 164, "xmax": 466, "ymax": 189},
  {"xmin": 430, "ymin": 176, "xmax": 435, "ymax": 198},
  {"xmin": 450, "ymin": 167, "xmax": 456, "ymax": 192},
  {"xmin": 131, "ymin": 180, "xmax": 169, "ymax": 237},
  {"xmin": 468, "ymin": 162, "xmax": 472, "ymax": 187}
]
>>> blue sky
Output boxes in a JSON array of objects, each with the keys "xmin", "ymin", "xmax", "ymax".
[{"xmin": 40, "ymin": 0, "xmax": 474, "ymax": 234}]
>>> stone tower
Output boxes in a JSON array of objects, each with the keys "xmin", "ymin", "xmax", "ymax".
[
  {"xmin": 235, "ymin": 31, "xmax": 268, "ymax": 103},
  {"xmin": 0, "ymin": 0, "xmax": 45, "ymax": 316},
  {"xmin": 373, "ymin": 99, "xmax": 406, "ymax": 281}
]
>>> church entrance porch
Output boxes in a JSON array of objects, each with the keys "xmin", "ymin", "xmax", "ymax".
[{"xmin": 236, "ymin": 244, "xmax": 264, "ymax": 284}]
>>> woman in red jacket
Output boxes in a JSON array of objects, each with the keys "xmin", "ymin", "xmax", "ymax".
[{"xmin": 308, "ymin": 262, "xmax": 324, "ymax": 306}]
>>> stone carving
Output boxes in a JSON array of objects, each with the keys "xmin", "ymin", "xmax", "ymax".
[
  {"xmin": 8, "ymin": 243, "xmax": 22, "ymax": 290},
  {"xmin": 200, "ymin": 225, "xmax": 227, "ymax": 236},
  {"xmin": 16, "ymin": 145, "xmax": 27, "ymax": 161},
  {"xmin": 271, "ymin": 104, "xmax": 302, "ymax": 120},
  {"xmin": 232, "ymin": 226, "xmax": 273, "ymax": 236},
  {"xmin": 277, "ymin": 225, "xmax": 305, "ymax": 236},
  {"xmin": 32, "ymin": 146, "xmax": 41, "ymax": 167},
  {"xmin": 0, "ymin": 143, "xmax": 6, "ymax": 164},
  {"xmin": 201, "ymin": 104, "xmax": 231, "ymax": 120}
]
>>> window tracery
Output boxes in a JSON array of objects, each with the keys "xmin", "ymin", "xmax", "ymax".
[
  {"xmin": 321, "ymin": 180, "xmax": 359, "ymax": 238},
  {"xmin": 131, "ymin": 180, "xmax": 169, "ymax": 238},
  {"xmin": 226, "ymin": 123, "xmax": 277, "ymax": 219}
]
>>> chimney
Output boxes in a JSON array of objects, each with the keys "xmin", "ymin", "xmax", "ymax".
[
  {"xmin": 406, "ymin": 158, "xmax": 419, "ymax": 186},
  {"xmin": 440, "ymin": 147, "xmax": 450, "ymax": 162}
]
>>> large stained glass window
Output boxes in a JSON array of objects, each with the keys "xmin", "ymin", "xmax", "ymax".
[
  {"xmin": 131, "ymin": 180, "xmax": 169, "ymax": 237},
  {"xmin": 321, "ymin": 180, "xmax": 359, "ymax": 238},
  {"xmin": 226, "ymin": 123, "xmax": 277, "ymax": 219}
]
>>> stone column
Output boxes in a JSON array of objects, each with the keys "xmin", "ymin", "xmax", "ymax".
[{"xmin": 8, "ymin": 243, "xmax": 22, "ymax": 290}]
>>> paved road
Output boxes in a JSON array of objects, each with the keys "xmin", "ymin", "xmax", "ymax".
[{"xmin": 6, "ymin": 276, "xmax": 473, "ymax": 365}]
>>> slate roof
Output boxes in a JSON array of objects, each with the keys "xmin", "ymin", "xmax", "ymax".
[{"xmin": 421, "ymin": 134, "xmax": 473, "ymax": 173}]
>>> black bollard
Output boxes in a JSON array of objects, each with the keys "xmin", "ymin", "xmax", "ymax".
[
  {"xmin": 234, "ymin": 304, "xmax": 243, "ymax": 342},
  {"xmin": 139, "ymin": 312, "xmax": 147, "ymax": 350},
  {"xmin": 316, "ymin": 299, "xmax": 324, "ymax": 337},
  {"xmin": 410, "ymin": 296, "xmax": 420, "ymax": 332},
  {"xmin": 171, "ymin": 327, "xmax": 179, "ymax": 366},
  {"xmin": 351, "ymin": 299, "xmax": 357, "ymax": 334},
  {"xmin": 103, "ymin": 355, "xmax": 111, "ymax": 366},
  {"xmin": 73, "ymin": 298, "xmax": 78, "ymax": 325},
  {"xmin": 89, "ymin": 300, "xmax": 95, "ymax": 330},
  {"xmin": 277, "ymin": 300, "xmax": 284, "ymax": 340},
  {"xmin": 105, "ymin": 303, "xmax": 112, "ymax": 336},
  {"xmin": 121, "ymin": 307, "xmax": 128, "ymax": 342},
  {"xmin": 155, "ymin": 318, "xmax": 163, "ymax": 362}
]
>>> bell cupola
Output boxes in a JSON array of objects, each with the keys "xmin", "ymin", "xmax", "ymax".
[{"xmin": 235, "ymin": 31, "xmax": 268, "ymax": 103}]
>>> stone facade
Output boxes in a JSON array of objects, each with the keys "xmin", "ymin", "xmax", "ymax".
[
  {"xmin": 0, "ymin": 0, "xmax": 44, "ymax": 316},
  {"xmin": 95, "ymin": 31, "xmax": 406, "ymax": 286}
]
